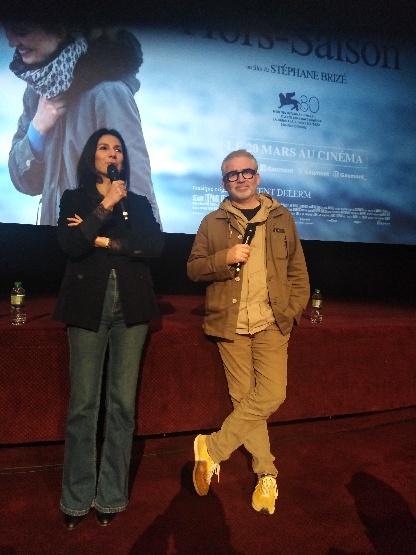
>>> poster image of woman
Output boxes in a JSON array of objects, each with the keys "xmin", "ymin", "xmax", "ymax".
[{"xmin": 5, "ymin": 12, "xmax": 160, "ymax": 225}]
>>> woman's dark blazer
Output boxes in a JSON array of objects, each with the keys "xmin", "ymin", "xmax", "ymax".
[{"xmin": 53, "ymin": 187, "xmax": 164, "ymax": 332}]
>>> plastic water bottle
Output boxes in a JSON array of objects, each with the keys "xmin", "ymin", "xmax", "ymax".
[
  {"xmin": 11, "ymin": 281, "xmax": 26, "ymax": 325},
  {"xmin": 311, "ymin": 289, "xmax": 323, "ymax": 323}
]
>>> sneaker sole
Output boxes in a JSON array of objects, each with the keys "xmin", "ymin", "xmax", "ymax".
[
  {"xmin": 193, "ymin": 435, "xmax": 207, "ymax": 496},
  {"xmin": 252, "ymin": 502, "xmax": 275, "ymax": 515}
]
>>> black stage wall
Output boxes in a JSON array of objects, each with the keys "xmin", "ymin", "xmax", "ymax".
[{"xmin": 1, "ymin": 223, "xmax": 416, "ymax": 302}]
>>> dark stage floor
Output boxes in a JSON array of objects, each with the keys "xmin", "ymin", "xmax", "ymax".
[{"xmin": 1, "ymin": 407, "xmax": 415, "ymax": 555}]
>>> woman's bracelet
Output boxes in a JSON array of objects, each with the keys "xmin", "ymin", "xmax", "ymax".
[{"xmin": 105, "ymin": 238, "xmax": 110, "ymax": 249}]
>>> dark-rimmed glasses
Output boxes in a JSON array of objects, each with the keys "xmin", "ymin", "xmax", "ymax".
[{"xmin": 223, "ymin": 168, "xmax": 258, "ymax": 182}]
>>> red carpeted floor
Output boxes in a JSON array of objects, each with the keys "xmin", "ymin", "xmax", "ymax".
[{"xmin": 1, "ymin": 407, "xmax": 415, "ymax": 555}]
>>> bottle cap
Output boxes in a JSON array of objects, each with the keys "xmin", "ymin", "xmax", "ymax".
[{"xmin": 14, "ymin": 281, "xmax": 22, "ymax": 287}]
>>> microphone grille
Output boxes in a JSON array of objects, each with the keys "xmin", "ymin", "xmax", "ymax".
[{"xmin": 107, "ymin": 164, "xmax": 119, "ymax": 181}]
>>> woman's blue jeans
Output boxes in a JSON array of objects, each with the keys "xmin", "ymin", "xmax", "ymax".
[{"xmin": 60, "ymin": 271, "xmax": 148, "ymax": 516}]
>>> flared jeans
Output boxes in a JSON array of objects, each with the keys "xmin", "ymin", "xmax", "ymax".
[{"xmin": 60, "ymin": 271, "xmax": 148, "ymax": 516}]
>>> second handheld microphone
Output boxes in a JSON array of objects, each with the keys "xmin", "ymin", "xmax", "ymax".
[{"xmin": 107, "ymin": 164, "xmax": 128, "ymax": 221}]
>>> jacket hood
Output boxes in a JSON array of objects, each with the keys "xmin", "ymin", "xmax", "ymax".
[
  {"xmin": 219, "ymin": 193, "xmax": 281, "ymax": 221},
  {"xmin": 70, "ymin": 28, "xmax": 142, "ymax": 96}
]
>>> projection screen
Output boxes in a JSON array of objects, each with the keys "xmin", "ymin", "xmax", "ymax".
[{"xmin": 1, "ymin": 19, "xmax": 415, "ymax": 244}]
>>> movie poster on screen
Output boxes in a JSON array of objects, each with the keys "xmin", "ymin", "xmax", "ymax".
[{"xmin": 0, "ymin": 19, "xmax": 415, "ymax": 244}]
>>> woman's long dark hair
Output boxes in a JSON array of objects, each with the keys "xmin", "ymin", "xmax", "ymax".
[{"xmin": 76, "ymin": 128, "xmax": 130, "ymax": 190}]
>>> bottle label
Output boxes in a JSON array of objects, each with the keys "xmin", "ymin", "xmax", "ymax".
[
  {"xmin": 11, "ymin": 294, "xmax": 25, "ymax": 305},
  {"xmin": 312, "ymin": 299, "xmax": 322, "ymax": 308}
]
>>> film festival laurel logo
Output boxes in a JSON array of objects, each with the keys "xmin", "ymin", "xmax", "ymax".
[
  {"xmin": 274, "ymin": 91, "xmax": 321, "ymax": 129},
  {"xmin": 278, "ymin": 92, "xmax": 300, "ymax": 111}
]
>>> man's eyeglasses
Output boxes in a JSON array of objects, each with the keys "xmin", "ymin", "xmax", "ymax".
[{"xmin": 223, "ymin": 168, "xmax": 258, "ymax": 182}]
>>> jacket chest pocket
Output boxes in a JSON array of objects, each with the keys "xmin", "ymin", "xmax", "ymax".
[{"xmin": 271, "ymin": 231, "xmax": 288, "ymax": 259}]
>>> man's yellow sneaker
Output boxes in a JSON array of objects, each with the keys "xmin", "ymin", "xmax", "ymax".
[
  {"xmin": 193, "ymin": 434, "xmax": 220, "ymax": 496},
  {"xmin": 252, "ymin": 474, "xmax": 278, "ymax": 514}
]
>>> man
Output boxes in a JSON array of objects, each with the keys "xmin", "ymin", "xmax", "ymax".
[{"xmin": 187, "ymin": 149, "xmax": 309, "ymax": 515}]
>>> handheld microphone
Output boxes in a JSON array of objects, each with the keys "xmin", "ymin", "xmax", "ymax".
[
  {"xmin": 235, "ymin": 223, "xmax": 256, "ymax": 273},
  {"xmin": 107, "ymin": 164, "xmax": 128, "ymax": 221}
]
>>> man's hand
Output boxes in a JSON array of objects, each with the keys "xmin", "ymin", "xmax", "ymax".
[{"xmin": 226, "ymin": 244, "xmax": 251, "ymax": 265}]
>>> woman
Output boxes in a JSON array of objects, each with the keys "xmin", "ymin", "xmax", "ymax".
[
  {"xmin": 5, "ymin": 13, "xmax": 160, "ymax": 225},
  {"xmin": 53, "ymin": 128, "xmax": 164, "ymax": 530}
]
